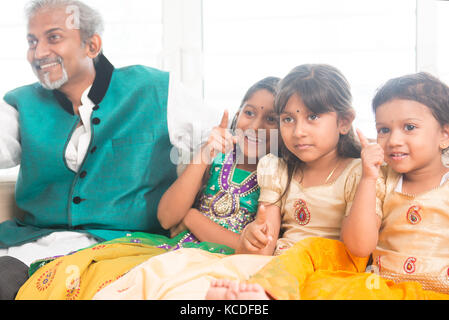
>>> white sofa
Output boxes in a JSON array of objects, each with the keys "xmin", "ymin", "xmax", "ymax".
[
  {"xmin": 0, "ymin": 167, "xmax": 23, "ymax": 224},
  {"xmin": 0, "ymin": 181, "xmax": 23, "ymax": 224}
]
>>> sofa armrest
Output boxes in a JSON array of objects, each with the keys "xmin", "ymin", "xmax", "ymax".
[{"xmin": 0, "ymin": 181, "xmax": 22, "ymax": 223}]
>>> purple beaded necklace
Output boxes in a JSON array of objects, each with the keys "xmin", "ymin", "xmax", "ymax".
[{"xmin": 209, "ymin": 149, "xmax": 258, "ymax": 218}]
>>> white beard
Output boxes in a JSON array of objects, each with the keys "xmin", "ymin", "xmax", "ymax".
[
  {"xmin": 40, "ymin": 65, "xmax": 69, "ymax": 90},
  {"xmin": 32, "ymin": 59, "xmax": 69, "ymax": 90}
]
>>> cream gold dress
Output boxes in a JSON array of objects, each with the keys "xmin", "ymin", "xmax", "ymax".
[
  {"xmin": 372, "ymin": 166, "xmax": 449, "ymax": 293},
  {"xmin": 257, "ymin": 153, "xmax": 362, "ymax": 255}
]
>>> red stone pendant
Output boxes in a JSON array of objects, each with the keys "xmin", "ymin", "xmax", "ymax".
[{"xmin": 294, "ymin": 199, "xmax": 311, "ymax": 225}]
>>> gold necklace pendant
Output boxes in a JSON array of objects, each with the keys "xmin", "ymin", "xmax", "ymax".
[{"xmin": 324, "ymin": 159, "xmax": 341, "ymax": 184}]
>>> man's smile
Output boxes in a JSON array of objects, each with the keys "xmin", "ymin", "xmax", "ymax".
[{"xmin": 32, "ymin": 57, "xmax": 62, "ymax": 72}]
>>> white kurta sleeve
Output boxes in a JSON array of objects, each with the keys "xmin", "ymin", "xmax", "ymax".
[
  {"xmin": 0, "ymin": 100, "xmax": 21, "ymax": 168},
  {"xmin": 166, "ymin": 75, "xmax": 222, "ymax": 169}
]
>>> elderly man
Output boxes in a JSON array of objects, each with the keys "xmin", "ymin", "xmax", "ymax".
[{"xmin": 0, "ymin": 0, "xmax": 218, "ymax": 299}]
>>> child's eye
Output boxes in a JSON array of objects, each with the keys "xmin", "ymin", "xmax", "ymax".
[
  {"xmin": 377, "ymin": 127, "xmax": 390, "ymax": 134},
  {"xmin": 244, "ymin": 110, "xmax": 255, "ymax": 117},
  {"xmin": 281, "ymin": 116, "xmax": 294, "ymax": 124},
  {"xmin": 266, "ymin": 115, "xmax": 277, "ymax": 123},
  {"xmin": 308, "ymin": 114, "xmax": 319, "ymax": 121},
  {"xmin": 404, "ymin": 124, "xmax": 416, "ymax": 131}
]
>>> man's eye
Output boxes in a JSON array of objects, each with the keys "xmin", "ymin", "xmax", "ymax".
[
  {"xmin": 48, "ymin": 34, "xmax": 61, "ymax": 42},
  {"xmin": 404, "ymin": 124, "xmax": 416, "ymax": 131},
  {"xmin": 28, "ymin": 39, "xmax": 37, "ymax": 48}
]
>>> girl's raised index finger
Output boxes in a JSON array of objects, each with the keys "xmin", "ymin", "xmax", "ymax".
[
  {"xmin": 218, "ymin": 110, "xmax": 229, "ymax": 129},
  {"xmin": 356, "ymin": 128, "xmax": 370, "ymax": 148}
]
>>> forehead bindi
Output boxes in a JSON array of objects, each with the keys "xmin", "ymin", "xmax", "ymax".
[{"xmin": 284, "ymin": 94, "xmax": 309, "ymax": 115}]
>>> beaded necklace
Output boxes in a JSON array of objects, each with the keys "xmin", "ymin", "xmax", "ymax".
[{"xmin": 209, "ymin": 149, "xmax": 258, "ymax": 218}]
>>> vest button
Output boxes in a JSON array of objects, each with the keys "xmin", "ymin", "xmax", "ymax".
[
  {"xmin": 92, "ymin": 118, "xmax": 101, "ymax": 125},
  {"xmin": 93, "ymin": 105, "xmax": 100, "ymax": 111},
  {"xmin": 73, "ymin": 196, "xmax": 82, "ymax": 204},
  {"xmin": 90, "ymin": 146, "xmax": 97, "ymax": 154},
  {"xmin": 80, "ymin": 171, "xmax": 87, "ymax": 178}
]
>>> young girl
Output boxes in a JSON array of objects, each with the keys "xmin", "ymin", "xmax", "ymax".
[
  {"xmin": 15, "ymin": 76, "xmax": 280, "ymax": 300},
  {"xmin": 341, "ymin": 72, "xmax": 449, "ymax": 295},
  {"xmin": 156, "ymin": 76, "xmax": 280, "ymax": 252},
  {"xmin": 208, "ymin": 71, "xmax": 449, "ymax": 300},
  {"xmin": 234, "ymin": 64, "xmax": 361, "ymax": 257}
]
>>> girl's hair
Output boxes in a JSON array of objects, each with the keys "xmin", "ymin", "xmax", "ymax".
[
  {"xmin": 230, "ymin": 76, "xmax": 281, "ymax": 132},
  {"xmin": 372, "ymin": 72, "xmax": 449, "ymax": 127},
  {"xmin": 275, "ymin": 64, "xmax": 361, "ymax": 202}
]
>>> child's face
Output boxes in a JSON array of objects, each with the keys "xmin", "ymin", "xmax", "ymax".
[
  {"xmin": 375, "ymin": 99, "xmax": 449, "ymax": 174},
  {"xmin": 279, "ymin": 93, "xmax": 347, "ymax": 164},
  {"xmin": 234, "ymin": 89, "xmax": 278, "ymax": 161}
]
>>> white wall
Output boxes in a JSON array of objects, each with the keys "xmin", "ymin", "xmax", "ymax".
[{"xmin": 0, "ymin": 0, "xmax": 448, "ymax": 180}]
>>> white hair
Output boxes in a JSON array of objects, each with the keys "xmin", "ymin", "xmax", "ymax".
[{"xmin": 25, "ymin": 0, "xmax": 104, "ymax": 45}]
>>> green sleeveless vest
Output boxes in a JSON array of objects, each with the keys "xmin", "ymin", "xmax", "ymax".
[{"xmin": 0, "ymin": 55, "xmax": 176, "ymax": 248}]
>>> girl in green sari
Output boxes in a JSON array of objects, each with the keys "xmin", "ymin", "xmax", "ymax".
[{"xmin": 156, "ymin": 76, "xmax": 281, "ymax": 254}]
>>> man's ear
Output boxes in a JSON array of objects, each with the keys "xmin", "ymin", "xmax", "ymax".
[
  {"xmin": 86, "ymin": 34, "xmax": 102, "ymax": 59},
  {"xmin": 338, "ymin": 109, "xmax": 355, "ymax": 135}
]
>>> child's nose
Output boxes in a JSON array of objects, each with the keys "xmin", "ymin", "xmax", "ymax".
[
  {"xmin": 293, "ymin": 123, "xmax": 307, "ymax": 137},
  {"xmin": 387, "ymin": 129, "xmax": 404, "ymax": 147}
]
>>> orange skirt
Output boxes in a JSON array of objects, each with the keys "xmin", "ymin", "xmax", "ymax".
[{"xmin": 249, "ymin": 237, "xmax": 449, "ymax": 300}]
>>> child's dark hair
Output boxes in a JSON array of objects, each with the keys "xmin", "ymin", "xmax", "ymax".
[
  {"xmin": 372, "ymin": 72, "xmax": 449, "ymax": 127},
  {"xmin": 230, "ymin": 76, "xmax": 281, "ymax": 131},
  {"xmin": 274, "ymin": 64, "xmax": 361, "ymax": 201}
]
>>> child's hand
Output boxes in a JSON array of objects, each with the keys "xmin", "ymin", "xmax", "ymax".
[
  {"xmin": 203, "ymin": 110, "xmax": 238, "ymax": 162},
  {"xmin": 356, "ymin": 129, "xmax": 384, "ymax": 180},
  {"xmin": 237, "ymin": 205, "xmax": 273, "ymax": 254}
]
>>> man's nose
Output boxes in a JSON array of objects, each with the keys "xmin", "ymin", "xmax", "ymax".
[{"xmin": 33, "ymin": 40, "xmax": 50, "ymax": 60}]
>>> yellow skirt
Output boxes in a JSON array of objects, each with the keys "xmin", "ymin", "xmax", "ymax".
[
  {"xmin": 249, "ymin": 237, "xmax": 449, "ymax": 300},
  {"xmin": 16, "ymin": 242, "xmax": 166, "ymax": 300}
]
